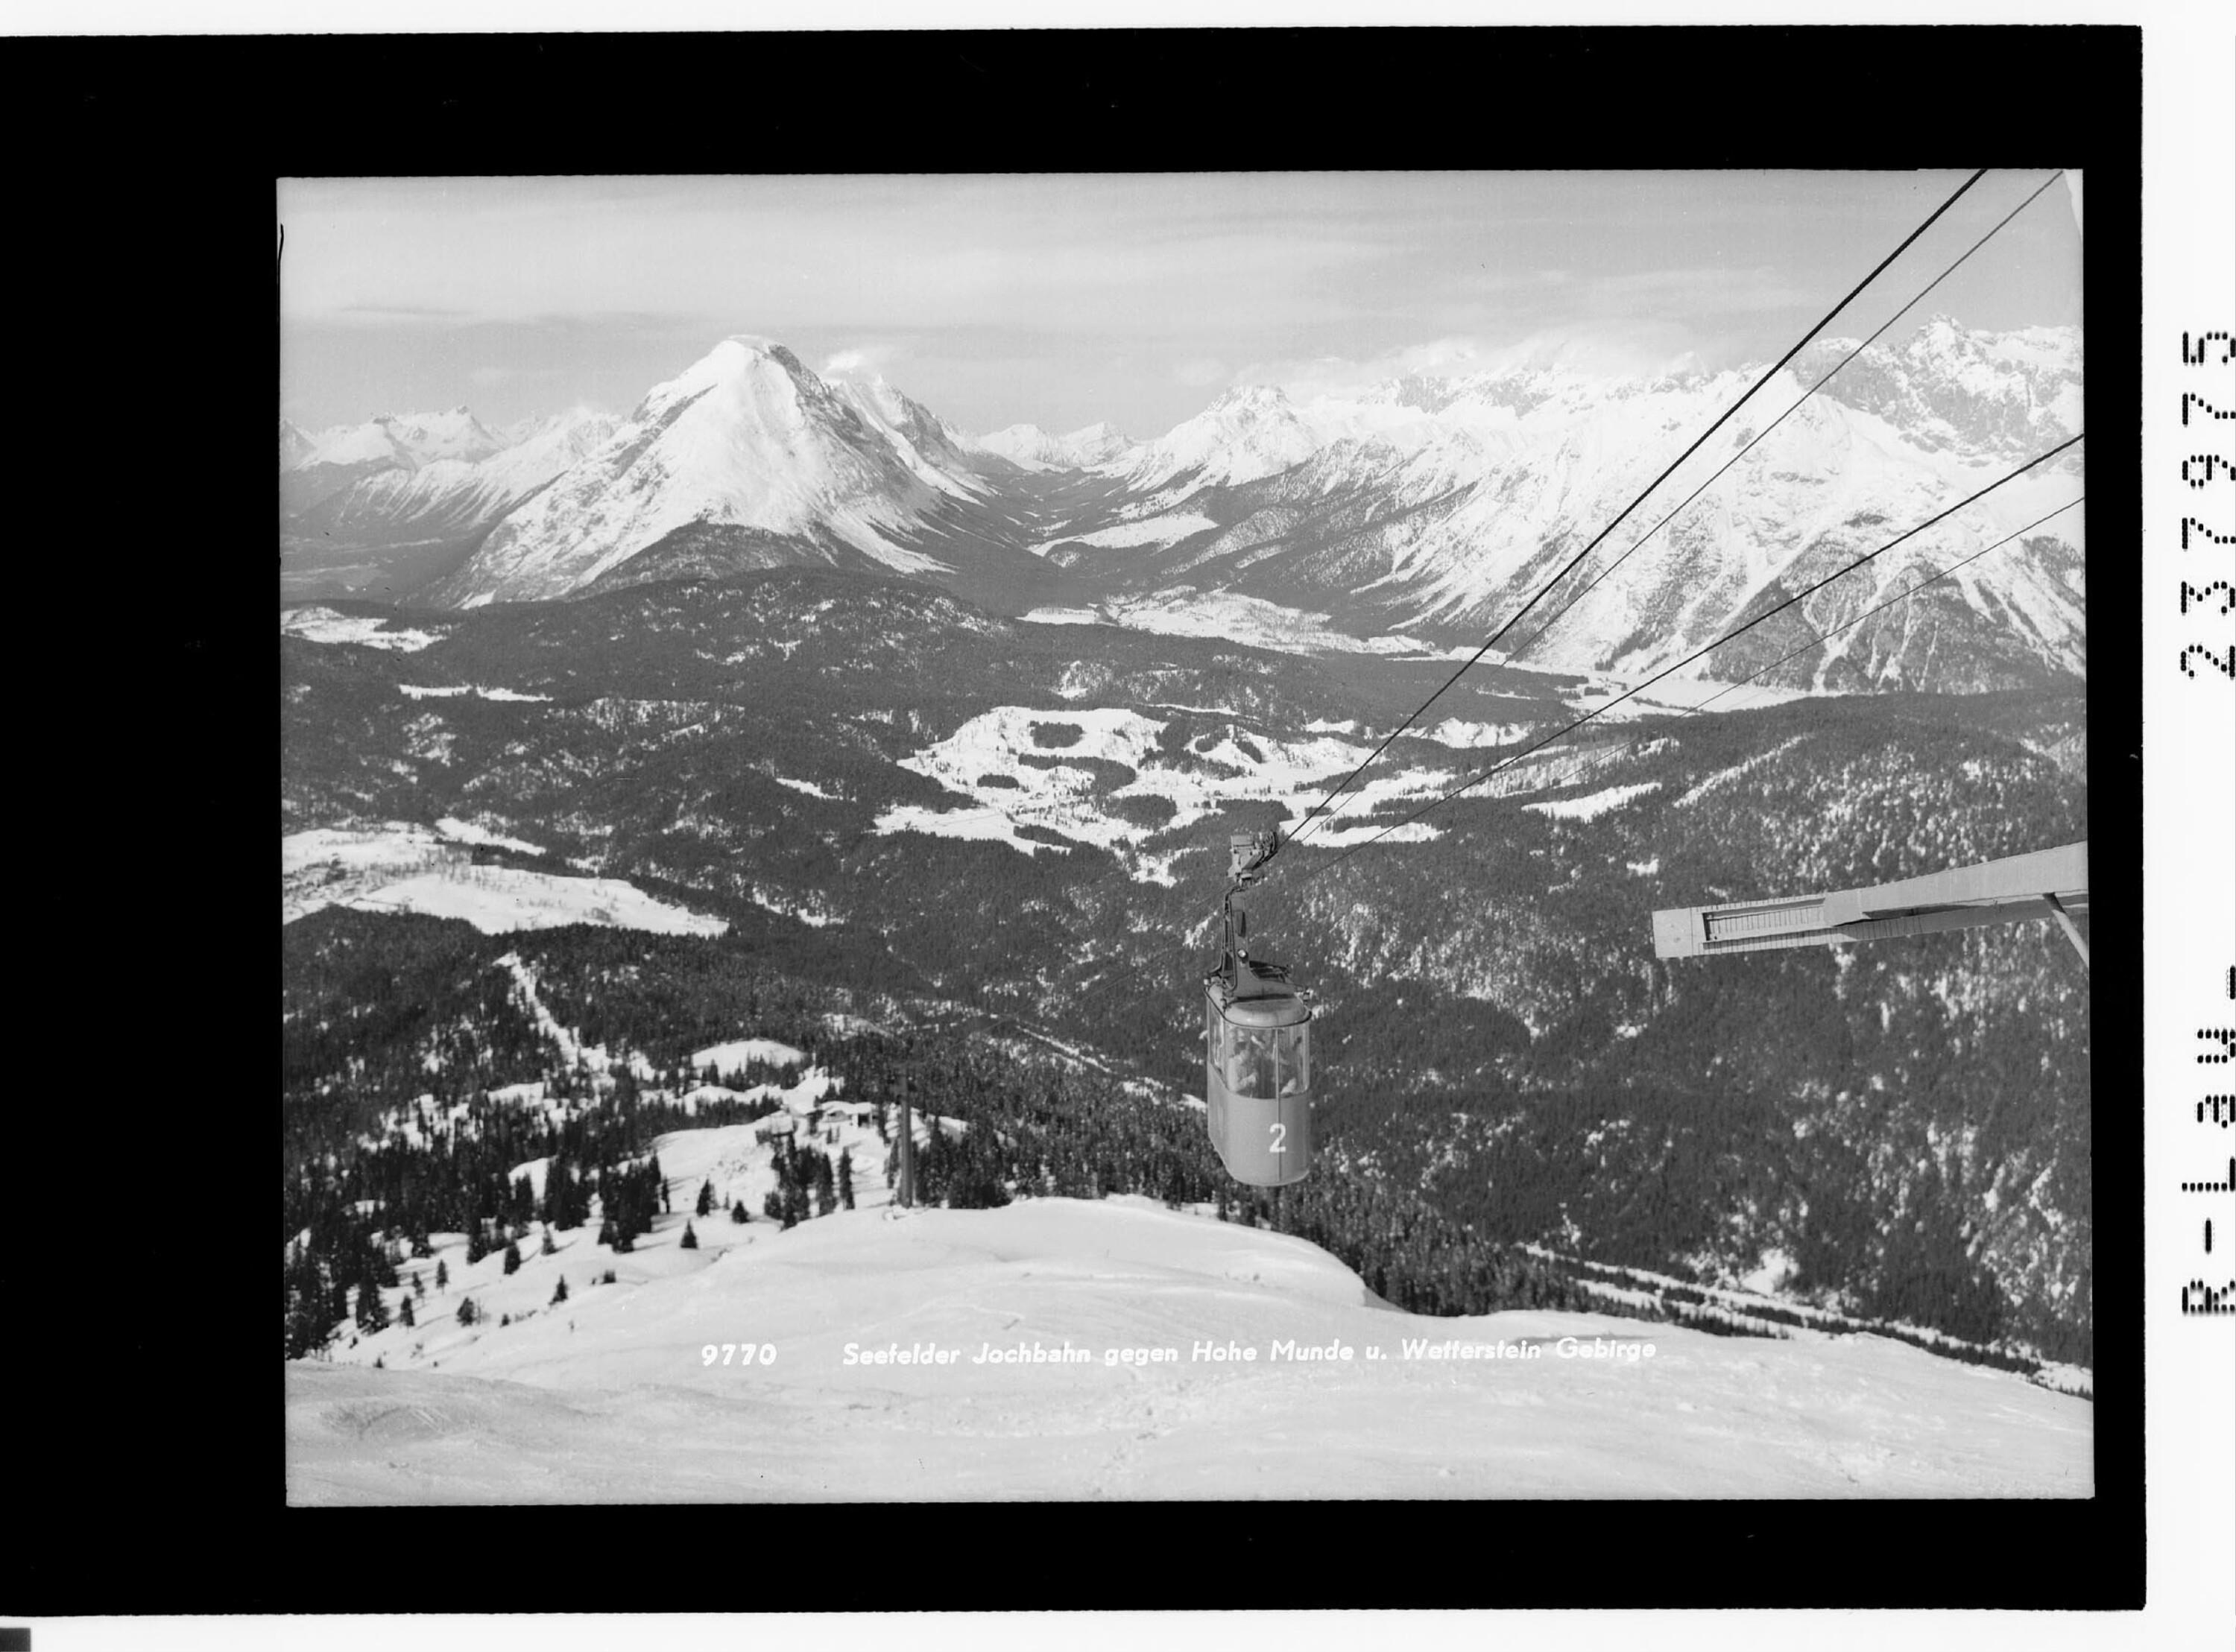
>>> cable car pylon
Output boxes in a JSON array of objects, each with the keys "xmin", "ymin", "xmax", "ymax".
[{"xmin": 1202, "ymin": 825, "xmax": 1316, "ymax": 1186}]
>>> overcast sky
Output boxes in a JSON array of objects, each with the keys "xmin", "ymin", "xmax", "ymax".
[{"xmin": 278, "ymin": 171, "xmax": 2082, "ymax": 439}]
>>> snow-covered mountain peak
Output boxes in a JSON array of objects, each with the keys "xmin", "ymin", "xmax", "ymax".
[
  {"xmin": 1790, "ymin": 317, "xmax": 2082, "ymax": 455},
  {"xmin": 423, "ymin": 334, "xmax": 1032, "ymax": 607},
  {"xmin": 289, "ymin": 406, "xmax": 508, "ymax": 473},
  {"xmin": 1122, "ymin": 382, "xmax": 1321, "ymax": 489},
  {"xmin": 973, "ymin": 420, "xmax": 1140, "ymax": 472},
  {"xmin": 657, "ymin": 335, "xmax": 821, "ymax": 410},
  {"xmin": 1200, "ymin": 384, "xmax": 1297, "ymax": 421}
]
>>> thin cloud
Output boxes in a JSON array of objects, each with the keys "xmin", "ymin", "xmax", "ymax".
[{"xmin": 1230, "ymin": 323, "xmax": 1707, "ymax": 402}]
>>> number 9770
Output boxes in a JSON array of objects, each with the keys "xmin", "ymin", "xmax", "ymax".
[{"xmin": 703, "ymin": 1342, "xmax": 777, "ymax": 1366}]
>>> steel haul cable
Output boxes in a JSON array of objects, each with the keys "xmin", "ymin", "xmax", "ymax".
[
  {"xmin": 1506, "ymin": 170, "xmax": 2069, "ymax": 665},
  {"xmin": 1650, "ymin": 496, "xmax": 2084, "ymax": 724},
  {"xmin": 1283, "ymin": 168, "xmax": 1989, "ymax": 855},
  {"xmin": 1278, "ymin": 431, "xmax": 2085, "ymax": 891}
]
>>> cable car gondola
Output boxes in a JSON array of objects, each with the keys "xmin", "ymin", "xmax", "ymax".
[{"xmin": 1203, "ymin": 828, "xmax": 1313, "ymax": 1186}]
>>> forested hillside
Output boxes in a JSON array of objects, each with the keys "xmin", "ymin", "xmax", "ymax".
[{"xmin": 282, "ymin": 567, "xmax": 2092, "ymax": 1371}]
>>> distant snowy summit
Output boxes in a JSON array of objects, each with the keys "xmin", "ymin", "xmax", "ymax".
[
  {"xmin": 280, "ymin": 403, "xmax": 621, "ymax": 546},
  {"xmin": 973, "ymin": 420, "xmax": 1138, "ymax": 472}
]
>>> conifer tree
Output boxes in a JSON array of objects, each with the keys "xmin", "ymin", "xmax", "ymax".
[
  {"xmin": 435, "ymin": 1258, "xmax": 449, "ymax": 1291},
  {"xmin": 838, "ymin": 1150, "xmax": 855, "ymax": 1210},
  {"xmin": 680, "ymin": 1221, "xmax": 698, "ymax": 1251},
  {"xmin": 356, "ymin": 1281, "xmax": 389, "ymax": 1333},
  {"xmin": 551, "ymin": 1276, "xmax": 568, "ymax": 1306},
  {"xmin": 398, "ymin": 1294, "xmax": 416, "ymax": 1329},
  {"xmin": 502, "ymin": 1241, "xmax": 522, "ymax": 1276},
  {"xmin": 456, "ymin": 1297, "xmax": 478, "ymax": 1326},
  {"xmin": 730, "ymin": 1199, "xmax": 749, "ymax": 1224},
  {"xmin": 695, "ymin": 1180, "xmax": 714, "ymax": 1218},
  {"xmin": 540, "ymin": 1225, "xmax": 557, "ymax": 1256}
]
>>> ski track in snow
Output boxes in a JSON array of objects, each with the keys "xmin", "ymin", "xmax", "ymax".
[
  {"xmin": 288, "ymin": 1196, "xmax": 2091, "ymax": 1504},
  {"xmin": 1672, "ymin": 735, "xmax": 1813, "ymax": 808}
]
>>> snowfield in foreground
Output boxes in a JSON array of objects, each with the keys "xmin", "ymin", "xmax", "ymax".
[{"xmin": 288, "ymin": 1195, "xmax": 2088, "ymax": 1503}]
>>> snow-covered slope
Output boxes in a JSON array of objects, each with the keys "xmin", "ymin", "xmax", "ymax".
[
  {"xmin": 282, "ymin": 822, "xmax": 726, "ymax": 934},
  {"xmin": 1792, "ymin": 316, "xmax": 2082, "ymax": 457},
  {"xmin": 279, "ymin": 417, "xmax": 318, "ymax": 472},
  {"xmin": 1116, "ymin": 386, "xmax": 1325, "ymax": 491},
  {"xmin": 286, "ymin": 1194, "xmax": 2091, "ymax": 1502},
  {"xmin": 289, "ymin": 406, "xmax": 508, "ymax": 473},
  {"xmin": 288, "ymin": 407, "xmax": 622, "ymax": 545},
  {"xmin": 976, "ymin": 420, "xmax": 1139, "ymax": 471},
  {"xmin": 427, "ymin": 338, "xmax": 1011, "ymax": 608}
]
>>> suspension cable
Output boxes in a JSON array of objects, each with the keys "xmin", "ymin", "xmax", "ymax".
[
  {"xmin": 1281, "ymin": 431, "xmax": 2084, "ymax": 889},
  {"xmin": 1506, "ymin": 169, "xmax": 2068, "ymax": 665},
  {"xmin": 1282, "ymin": 168, "xmax": 1989, "ymax": 854},
  {"xmin": 1657, "ymin": 496, "xmax": 2084, "ymax": 722}
]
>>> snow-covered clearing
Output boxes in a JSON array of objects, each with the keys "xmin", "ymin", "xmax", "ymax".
[
  {"xmin": 691, "ymin": 1037, "xmax": 809, "ymax": 1074},
  {"xmin": 1023, "ymin": 591, "xmax": 1433, "ymax": 657},
  {"xmin": 1523, "ymin": 780, "xmax": 1661, "ymax": 821},
  {"xmin": 1426, "ymin": 717, "xmax": 1540, "ymax": 748},
  {"xmin": 771, "ymin": 775, "xmax": 836, "ymax": 799},
  {"xmin": 282, "ymin": 823, "xmax": 724, "ymax": 934},
  {"xmin": 871, "ymin": 705, "xmax": 1452, "ymax": 865},
  {"xmin": 401, "ymin": 683, "xmax": 552, "ymax": 703},
  {"xmin": 343, "ymin": 865, "xmax": 727, "ymax": 935},
  {"xmin": 282, "ymin": 606, "xmax": 443, "ymax": 651},
  {"xmin": 871, "ymin": 802, "xmax": 1075, "ymax": 858},
  {"xmin": 749, "ymin": 888, "xmax": 836, "ymax": 927},
  {"xmin": 289, "ymin": 1194, "xmax": 2091, "ymax": 1503},
  {"xmin": 1032, "ymin": 510, "xmax": 1219, "ymax": 557}
]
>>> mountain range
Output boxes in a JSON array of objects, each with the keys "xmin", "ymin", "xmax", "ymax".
[{"xmin": 281, "ymin": 317, "xmax": 2084, "ymax": 695}]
